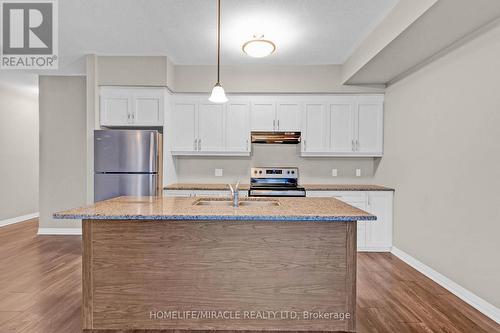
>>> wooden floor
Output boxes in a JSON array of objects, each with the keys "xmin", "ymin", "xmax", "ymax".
[{"xmin": 0, "ymin": 220, "xmax": 498, "ymax": 333}]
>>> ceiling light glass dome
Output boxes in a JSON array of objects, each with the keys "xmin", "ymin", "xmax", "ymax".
[{"xmin": 242, "ymin": 35, "xmax": 276, "ymax": 58}]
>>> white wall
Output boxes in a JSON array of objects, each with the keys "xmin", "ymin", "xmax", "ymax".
[
  {"xmin": 375, "ymin": 22, "xmax": 500, "ymax": 307},
  {"xmin": 174, "ymin": 144, "xmax": 376, "ymax": 184},
  {"xmin": 341, "ymin": 0, "xmax": 438, "ymax": 83},
  {"xmin": 39, "ymin": 76, "xmax": 87, "ymax": 230},
  {"xmin": 0, "ymin": 77, "xmax": 39, "ymax": 221},
  {"xmin": 174, "ymin": 65, "xmax": 385, "ymax": 93},
  {"xmin": 97, "ymin": 56, "xmax": 174, "ymax": 87}
]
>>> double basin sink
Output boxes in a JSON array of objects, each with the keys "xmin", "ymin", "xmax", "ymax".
[{"xmin": 194, "ymin": 198, "xmax": 280, "ymax": 207}]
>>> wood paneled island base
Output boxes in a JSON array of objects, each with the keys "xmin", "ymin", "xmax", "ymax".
[{"xmin": 82, "ymin": 219, "xmax": 357, "ymax": 332}]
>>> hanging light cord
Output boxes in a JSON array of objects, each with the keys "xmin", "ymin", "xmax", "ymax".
[{"xmin": 216, "ymin": 0, "xmax": 221, "ymax": 84}]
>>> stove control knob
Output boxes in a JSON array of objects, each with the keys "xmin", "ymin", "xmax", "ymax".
[
  {"xmin": 287, "ymin": 171, "xmax": 290, "ymax": 174},
  {"xmin": 291, "ymin": 170, "xmax": 295, "ymax": 174},
  {"xmin": 259, "ymin": 170, "xmax": 262, "ymax": 174}
]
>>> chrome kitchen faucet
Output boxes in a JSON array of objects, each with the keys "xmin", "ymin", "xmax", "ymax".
[{"xmin": 228, "ymin": 181, "xmax": 240, "ymax": 207}]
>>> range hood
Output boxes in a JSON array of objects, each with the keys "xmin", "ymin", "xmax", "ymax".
[{"xmin": 251, "ymin": 131, "xmax": 301, "ymax": 144}]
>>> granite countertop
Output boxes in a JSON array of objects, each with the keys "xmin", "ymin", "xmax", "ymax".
[
  {"xmin": 164, "ymin": 183, "xmax": 394, "ymax": 191},
  {"xmin": 54, "ymin": 196, "xmax": 376, "ymax": 222},
  {"xmin": 301, "ymin": 184, "xmax": 394, "ymax": 191},
  {"xmin": 164, "ymin": 183, "xmax": 251, "ymax": 191}
]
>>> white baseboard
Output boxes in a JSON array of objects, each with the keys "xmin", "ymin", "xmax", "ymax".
[
  {"xmin": 37, "ymin": 228, "xmax": 82, "ymax": 235},
  {"xmin": 358, "ymin": 246, "xmax": 392, "ymax": 252},
  {"xmin": 391, "ymin": 246, "xmax": 500, "ymax": 324},
  {"xmin": 0, "ymin": 212, "xmax": 39, "ymax": 227}
]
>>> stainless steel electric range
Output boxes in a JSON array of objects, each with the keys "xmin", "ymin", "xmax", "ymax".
[{"xmin": 248, "ymin": 167, "xmax": 306, "ymax": 197}]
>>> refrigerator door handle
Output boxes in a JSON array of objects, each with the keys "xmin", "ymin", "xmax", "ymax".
[{"xmin": 150, "ymin": 132, "xmax": 157, "ymax": 173}]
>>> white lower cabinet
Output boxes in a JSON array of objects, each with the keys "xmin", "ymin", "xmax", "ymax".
[
  {"xmin": 365, "ymin": 192, "xmax": 393, "ymax": 250},
  {"xmin": 165, "ymin": 189, "xmax": 392, "ymax": 251},
  {"xmin": 306, "ymin": 190, "xmax": 393, "ymax": 252},
  {"xmin": 347, "ymin": 200, "xmax": 368, "ymax": 250}
]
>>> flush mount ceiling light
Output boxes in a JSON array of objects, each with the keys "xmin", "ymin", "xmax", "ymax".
[
  {"xmin": 242, "ymin": 35, "xmax": 276, "ymax": 58},
  {"xmin": 209, "ymin": 0, "xmax": 228, "ymax": 104}
]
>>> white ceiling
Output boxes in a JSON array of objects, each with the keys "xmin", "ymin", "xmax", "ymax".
[{"xmin": 58, "ymin": 0, "xmax": 398, "ymax": 73}]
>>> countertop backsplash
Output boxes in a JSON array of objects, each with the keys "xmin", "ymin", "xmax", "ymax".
[{"xmin": 172, "ymin": 144, "xmax": 378, "ymax": 184}]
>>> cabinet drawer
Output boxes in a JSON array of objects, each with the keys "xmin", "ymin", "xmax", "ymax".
[
  {"xmin": 164, "ymin": 190, "xmax": 193, "ymax": 197},
  {"xmin": 306, "ymin": 191, "xmax": 366, "ymax": 204}
]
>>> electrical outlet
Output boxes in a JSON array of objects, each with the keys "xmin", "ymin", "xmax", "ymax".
[
  {"xmin": 331, "ymin": 169, "xmax": 338, "ymax": 177},
  {"xmin": 215, "ymin": 169, "xmax": 223, "ymax": 177},
  {"xmin": 356, "ymin": 169, "xmax": 361, "ymax": 177}
]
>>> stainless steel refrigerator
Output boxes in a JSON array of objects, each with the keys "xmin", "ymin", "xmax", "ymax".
[{"xmin": 94, "ymin": 130, "xmax": 163, "ymax": 202}]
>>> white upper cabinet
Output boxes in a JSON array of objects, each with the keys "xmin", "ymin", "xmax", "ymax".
[
  {"xmin": 198, "ymin": 103, "xmax": 225, "ymax": 152},
  {"xmin": 355, "ymin": 102, "xmax": 383, "ymax": 155},
  {"xmin": 250, "ymin": 102, "xmax": 276, "ymax": 131},
  {"xmin": 171, "ymin": 102, "xmax": 197, "ymax": 153},
  {"xmin": 302, "ymin": 103, "xmax": 328, "ymax": 153},
  {"xmin": 226, "ymin": 102, "xmax": 250, "ymax": 153},
  {"xmin": 132, "ymin": 90, "xmax": 165, "ymax": 126},
  {"xmin": 168, "ymin": 94, "xmax": 382, "ymax": 157},
  {"xmin": 170, "ymin": 97, "xmax": 250, "ymax": 156},
  {"xmin": 330, "ymin": 102, "xmax": 354, "ymax": 153},
  {"xmin": 100, "ymin": 87, "xmax": 164, "ymax": 127},
  {"xmin": 100, "ymin": 90, "xmax": 132, "ymax": 126},
  {"xmin": 276, "ymin": 102, "xmax": 301, "ymax": 131},
  {"xmin": 301, "ymin": 95, "xmax": 384, "ymax": 157},
  {"xmin": 250, "ymin": 100, "xmax": 301, "ymax": 131}
]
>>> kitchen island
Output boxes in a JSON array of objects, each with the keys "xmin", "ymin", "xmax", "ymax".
[{"xmin": 55, "ymin": 196, "xmax": 375, "ymax": 333}]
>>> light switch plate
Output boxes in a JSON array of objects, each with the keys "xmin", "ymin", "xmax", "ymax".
[
  {"xmin": 356, "ymin": 169, "xmax": 361, "ymax": 177},
  {"xmin": 331, "ymin": 169, "xmax": 338, "ymax": 177},
  {"xmin": 215, "ymin": 169, "xmax": 223, "ymax": 177}
]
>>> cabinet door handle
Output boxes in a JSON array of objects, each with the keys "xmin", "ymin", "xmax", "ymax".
[
  {"xmin": 246, "ymin": 139, "xmax": 249, "ymax": 151},
  {"xmin": 198, "ymin": 138, "xmax": 202, "ymax": 151},
  {"xmin": 356, "ymin": 139, "xmax": 359, "ymax": 151},
  {"xmin": 194, "ymin": 139, "xmax": 197, "ymax": 150},
  {"xmin": 273, "ymin": 119, "xmax": 276, "ymax": 130},
  {"xmin": 351, "ymin": 140, "xmax": 355, "ymax": 151},
  {"xmin": 303, "ymin": 140, "xmax": 307, "ymax": 151},
  {"xmin": 277, "ymin": 119, "xmax": 280, "ymax": 130}
]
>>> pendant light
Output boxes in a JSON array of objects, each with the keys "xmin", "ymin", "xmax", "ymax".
[{"xmin": 209, "ymin": 0, "xmax": 228, "ymax": 103}]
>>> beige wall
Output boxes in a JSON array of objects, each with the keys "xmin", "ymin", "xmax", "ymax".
[
  {"xmin": 0, "ymin": 82, "xmax": 39, "ymax": 221},
  {"xmin": 342, "ymin": 0, "xmax": 438, "ymax": 84},
  {"xmin": 375, "ymin": 22, "xmax": 500, "ymax": 307},
  {"xmin": 174, "ymin": 145, "xmax": 376, "ymax": 184},
  {"xmin": 97, "ymin": 56, "xmax": 174, "ymax": 87},
  {"xmin": 39, "ymin": 76, "xmax": 87, "ymax": 230},
  {"xmin": 174, "ymin": 65, "xmax": 385, "ymax": 93}
]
